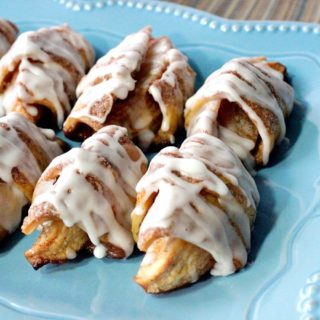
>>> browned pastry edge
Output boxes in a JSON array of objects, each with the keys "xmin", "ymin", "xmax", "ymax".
[
  {"xmin": 23, "ymin": 215, "xmax": 127, "ymax": 269},
  {"xmin": 133, "ymin": 157, "xmax": 255, "ymax": 250},
  {"xmin": 0, "ymin": 20, "xmax": 18, "ymax": 45},
  {"xmin": 186, "ymin": 61, "xmax": 288, "ymax": 166},
  {"xmin": 24, "ymin": 218, "xmax": 90, "ymax": 269},
  {"xmin": 132, "ymin": 150, "xmax": 255, "ymax": 293},
  {"xmin": 0, "ymin": 27, "xmax": 93, "ymax": 128},
  {"xmin": 135, "ymin": 237, "xmax": 215, "ymax": 294},
  {"xmin": 22, "ymin": 126, "xmax": 146, "ymax": 269},
  {"xmin": 63, "ymin": 36, "xmax": 195, "ymax": 149},
  {"xmin": 0, "ymin": 120, "xmax": 67, "ymax": 202},
  {"xmin": 63, "ymin": 118, "xmax": 97, "ymax": 141}
]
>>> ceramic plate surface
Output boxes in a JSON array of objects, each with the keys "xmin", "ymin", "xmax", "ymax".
[{"xmin": 1, "ymin": 1, "xmax": 320, "ymax": 319}]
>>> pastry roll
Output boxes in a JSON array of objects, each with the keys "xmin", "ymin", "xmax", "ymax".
[
  {"xmin": 22, "ymin": 125, "xmax": 147, "ymax": 269},
  {"xmin": 184, "ymin": 57, "xmax": 294, "ymax": 166},
  {"xmin": 131, "ymin": 133, "xmax": 259, "ymax": 293},
  {"xmin": 0, "ymin": 25, "xmax": 95, "ymax": 127},
  {"xmin": 0, "ymin": 113, "xmax": 64, "ymax": 241},
  {"xmin": 0, "ymin": 19, "xmax": 18, "ymax": 58},
  {"xmin": 63, "ymin": 27, "xmax": 196, "ymax": 149}
]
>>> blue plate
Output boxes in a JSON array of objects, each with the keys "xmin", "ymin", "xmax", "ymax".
[{"xmin": 1, "ymin": 1, "xmax": 320, "ymax": 319}]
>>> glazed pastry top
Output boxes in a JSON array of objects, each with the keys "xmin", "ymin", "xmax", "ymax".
[
  {"xmin": 29, "ymin": 125, "xmax": 147, "ymax": 258},
  {"xmin": 63, "ymin": 26, "xmax": 196, "ymax": 149},
  {"xmin": 122, "ymin": 35, "xmax": 195, "ymax": 148},
  {"xmin": 0, "ymin": 112, "xmax": 63, "ymax": 186},
  {"xmin": 70, "ymin": 26, "xmax": 152, "ymax": 124},
  {"xmin": 133, "ymin": 132, "xmax": 259, "ymax": 276},
  {"xmin": 0, "ymin": 112, "xmax": 63, "ymax": 232},
  {"xmin": 146, "ymin": 41, "xmax": 196, "ymax": 144},
  {"xmin": 185, "ymin": 57, "xmax": 294, "ymax": 165},
  {"xmin": 0, "ymin": 25, "xmax": 95, "ymax": 126}
]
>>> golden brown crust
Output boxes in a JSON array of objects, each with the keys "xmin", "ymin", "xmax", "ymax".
[
  {"xmin": 24, "ymin": 219, "xmax": 89, "ymax": 269},
  {"xmin": 0, "ymin": 26, "xmax": 93, "ymax": 128},
  {"xmin": 87, "ymin": 234, "xmax": 126, "ymax": 259},
  {"xmin": 0, "ymin": 20, "xmax": 18, "ymax": 45},
  {"xmin": 219, "ymin": 61, "xmax": 286, "ymax": 165},
  {"xmin": 135, "ymin": 237, "xmax": 214, "ymax": 294},
  {"xmin": 22, "ymin": 125, "xmax": 146, "ymax": 268},
  {"xmin": 132, "ymin": 166, "xmax": 256, "ymax": 292},
  {"xmin": 24, "ymin": 218, "xmax": 128, "ymax": 269},
  {"xmin": 63, "ymin": 35, "xmax": 195, "ymax": 149},
  {"xmin": 12, "ymin": 99, "xmax": 58, "ymax": 128},
  {"xmin": 132, "ymin": 191, "xmax": 158, "ymax": 242},
  {"xmin": 185, "ymin": 60, "xmax": 289, "ymax": 166}
]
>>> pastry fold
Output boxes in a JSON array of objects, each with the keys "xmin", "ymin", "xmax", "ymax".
[
  {"xmin": 0, "ymin": 19, "xmax": 18, "ymax": 58},
  {"xmin": 0, "ymin": 25, "xmax": 94, "ymax": 127},
  {"xmin": 184, "ymin": 57, "xmax": 294, "ymax": 166},
  {"xmin": 0, "ymin": 113, "xmax": 64, "ymax": 241},
  {"xmin": 22, "ymin": 125, "xmax": 147, "ymax": 269},
  {"xmin": 131, "ymin": 133, "xmax": 259, "ymax": 293},
  {"xmin": 63, "ymin": 27, "xmax": 196, "ymax": 149}
]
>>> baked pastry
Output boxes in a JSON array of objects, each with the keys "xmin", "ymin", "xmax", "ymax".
[
  {"xmin": 184, "ymin": 57, "xmax": 294, "ymax": 166},
  {"xmin": 22, "ymin": 125, "xmax": 147, "ymax": 269},
  {"xmin": 63, "ymin": 27, "xmax": 196, "ymax": 149},
  {"xmin": 0, "ymin": 19, "xmax": 18, "ymax": 58},
  {"xmin": 0, "ymin": 113, "xmax": 64, "ymax": 241},
  {"xmin": 0, "ymin": 25, "xmax": 95, "ymax": 128},
  {"xmin": 131, "ymin": 133, "xmax": 259, "ymax": 293},
  {"xmin": 63, "ymin": 27, "xmax": 152, "ymax": 141}
]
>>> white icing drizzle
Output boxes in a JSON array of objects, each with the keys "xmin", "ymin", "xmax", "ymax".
[
  {"xmin": 147, "ymin": 46, "xmax": 196, "ymax": 141},
  {"xmin": 68, "ymin": 27, "xmax": 152, "ymax": 124},
  {"xmin": 126, "ymin": 36, "xmax": 176, "ymax": 148},
  {"xmin": 30, "ymin": 126, "xmax": 147, "ymax": 258},
  {"xmin": 64, "ymin": 29, "xmax": 195, "ymax": 149},
  {"xmin": 0, "ymin": 19, "xmax": 18, "ymax": 58},
  {"xmin": 133, "ymin": 133, "xmax": 259, "ymax": 276},
  {"xmin": 0, "ymin": 112, "xmax": 63, "ymax": 233},
  {"xmin": 185, "ymin": 57, "xmax": 294, "ymax": 165},
  {"xmin": 0, "ymin": 184, "xmax": 27, "ymax": 233},
  {"xmin": 66, "ymin": 247, "xmax": 77, "ymax": 260},
  {"xmin": 219, "ymin": 125, "xmax": 255, "ymax": 168},
  {"xmin": 0, "ymin": 25, "xmax": 94, "ymax": 127}
]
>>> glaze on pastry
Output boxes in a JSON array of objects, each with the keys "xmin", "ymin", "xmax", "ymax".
[
  {"xmin": 0, "ymin": 19, "xmax": 18, "ymax": 58},
  {"xmin": 0, "ymin": 25, "xmax": 94, "ymax": 127},
  {"xmin": 63, "ymin": 27, "xmax": 196, "ymax": 149},
  {"xmin": 131, "ymin": 133, "xmax": 259, "ymax": 293},
  {"xmin": 22, "ymin": 125, "xmax": 147, "ymax": 269},
  {"xmin": 184, "ymin": 57, "xmax": 294, "ymax": 166},
  {"xmin": 0, "ymin": 113, "xmax": 64, "ymax": 241}
]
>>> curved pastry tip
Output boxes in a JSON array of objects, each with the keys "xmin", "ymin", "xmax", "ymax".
[
  {"xmin": 141, "ymin": 25, "xmax": 152, "ymax": 34},
  {"xmin": 134, "ymin": 237, "xmax": 214, "ymax": 294},
  {"xmin": 24, "ymin": 219, "xmax": 89, "ymax": 269}
]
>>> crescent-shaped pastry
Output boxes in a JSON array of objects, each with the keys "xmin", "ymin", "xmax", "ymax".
[
  {"xmin": 131, "ymin": 133, "xmax": 259, "ymax": 293},
  {"xmin": 0, "ymin": 19, "xmax": 18, "ymax": 58},
  {"xmin": 0, "ymin": 113, "xmax": 64, "ymax": 241},
  {"xmin": 22, "ymin": 125, "xmax": 147, "ymax": 269},
  {"xmin": 184, "ymin": 57, "xmax": 294, "ymax": 166},
  {"xmin": 0, "ymin": 25, "xmax": 94, "ymax": 127},
  {"xmin": 63, "ymin": 27, "xmax": 152, "ymax": 140},
  {"xmin": 63, "ymin": 27, "xmax": 196, "ymax": 149}
]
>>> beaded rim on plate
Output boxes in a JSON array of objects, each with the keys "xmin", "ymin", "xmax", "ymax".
[{"xmin": 52, "ymin": 0, "xmax": 320, "ymax": 35}]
